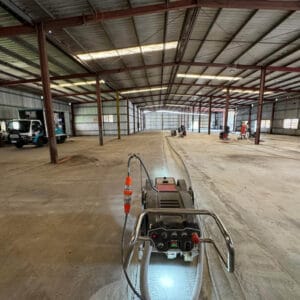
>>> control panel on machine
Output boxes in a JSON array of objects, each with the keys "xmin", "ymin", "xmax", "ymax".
[{"xmin": 148, "ymin": 223, "xmax": 201, "ymax": 255}]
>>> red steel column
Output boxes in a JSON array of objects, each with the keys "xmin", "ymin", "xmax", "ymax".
[
  {"xmin": 255, "ymin": 67, "xmax": 266, "ymax": 145},
  {"xmin": 198, "ymin": 101, "xmax": 202, "ymax": 133},
  {"xmin": 133, "ymin": 104, "xmax": 136, "ymax": 134},
  {"xmin": 248, "ymin": 104, "xmax": 252, "ymax": 134},
  {"xmin": 71, "ymin": 103, "xmax": 76, "ymax": 136},
  {"xmin": 192, "ymin": 105, "xmax": 195, "ymax": 132},
  {"xmin": 126, "ymin": 99, "xmax": 130, "ymax": 135},
  {"xmin": 96, "ymin": 75, "xmax": 103, "ymax": 145},
  {"xmin": 224, "ymin": 87, "xmax": 230, "ymax": 129},
  {"xmin": 37, "ymin": 23, "xmax": 58, "ymax": 164},
  {"xmin": 270, "ymin": 101, "xmax": 276, "ymax": 134},
  {"xmin": 208, "ymin": 97, "xmax": 212, "ymax": 135},
  {"xmin": 116, "ymin": 91, "xmax": 121, "ymax": 139}
]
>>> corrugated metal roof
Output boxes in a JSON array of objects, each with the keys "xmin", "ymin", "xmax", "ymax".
[{"xmin": 0, "ymin": 1, "xmax": 299, "ymax": 107}]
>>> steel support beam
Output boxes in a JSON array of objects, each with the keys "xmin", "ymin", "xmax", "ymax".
[
  {"xmin": 53, "ymin": 83, "xmax": 298, "ymax": 100},
  {"xmin": 255, "ymin": 68, "xmax": 266, "ymax": 145},
  {"xmin": 248, "ymin": 105, "xmax": 252, "ymax": 134},
  {"xmin": 127, "ymin": 99, "xmax": 130, "ymax": 135},
  {"xmin": 143, "ymin": 112, "xmax": 146, "ymax": 131},
  {"xmin": 270, "ymin": 101, "xmax": 276, "ymax": 134},
  {"xmin": 133, "ymin": 104, "xmax": 136, "ymax": 134},
  {"xmin": 37, "ymin": 23, "xmax": 58, "ymax": 164},
  {"xmin": 96, "ymin": 75, "xmax": 104, "ymax": 146},
  {"xmin": 71, "ymin": 103, "xmax": 76, "ymax": 136},
  {"xmin": 208, "ymin": 97, "xmax": 212, "ymax": 135},
  {"xmin": 192, "ymin": 105, "xmax": 195, "ymax": 132},
  {"xmin": 116, "ymin": 91, "xmax": 121, "ymax": 139},
  {"xmin": 224, "ymin": 87, "xmax": 230, "ymax": 129},
  {"xmin": 1, "ymin": 61, "xmax": 300, "ymax": 88},
  {"xmin": 233, "ymin": 109, "xmax": 237, "ymax": 132},
  {"xmin": 122, "ymin": 82, "xmax": 297, "ymax": 94},
  {"xmin": 198, "ymin": 101, "xmax": 202, "ymax": 133},
  {"xmin": 137, "ymin": 109, "xmax": 140, "ymax": 132}
]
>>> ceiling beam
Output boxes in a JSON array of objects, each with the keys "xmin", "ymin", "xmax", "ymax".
[
  {"xmin": 52, "ymin": 82, "xmax": 299, "ymax": 100},
  {"xmin": 123, "ymin": 92, "xmax": 264, "ymax": 103},
  {"xmin": 1, "ymin": 1, "xmax": 299, "ymax": 37},
  {"xmin": 1, "ymin": 61, "xmax": 300, "ymax": 87}
]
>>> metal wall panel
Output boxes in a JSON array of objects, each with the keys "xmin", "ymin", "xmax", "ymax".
[
  {"xmin": 145, "ymin": 112, "xmax": 210, "ymax": 131},
  {"xmin": 0, "ymin": 87, "xmax": 71, "ymax": 134},
  {"xmin": 236, "ymin": 97, "xmax": 300, "ymax": 135},
  {"xmin": 74, "ymin": 100, "xmax": 135, "ymax": 136}
]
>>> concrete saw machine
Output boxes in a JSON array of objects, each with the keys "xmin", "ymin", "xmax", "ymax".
[{"xmin": 122, "ymin": 154, "xmax": 235, "ymax": 300}]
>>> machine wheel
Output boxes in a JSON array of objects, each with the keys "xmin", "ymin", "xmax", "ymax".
[
  {"xmin": 140, "ymin": 215, "xmax": 149, "ymax": 236},
  {"xmin": 177, "ymin": 179, "xmax": 187, "ymax": 191},
  {"xmin": 141, "ymin": 189, "xmax": 147, "ymax": 207},
  {"xmin": 15, "ymin": 142, "xmax": 23, "ymax": 148},
  {"xmin": 188, "ymin": 187, "xmax": 195, "ymax": 204},
  {"xmin": 36, "ymin": 137, "xmax": 44, "ymax": 147},
  {"xmin": 57, "ymin": 136, "xmax": 66, "ymax": 144}
]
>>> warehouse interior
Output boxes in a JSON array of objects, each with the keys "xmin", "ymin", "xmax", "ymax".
[{"xmin": 0, "ymin": 1, "xmax": 299, "ymax": 299}]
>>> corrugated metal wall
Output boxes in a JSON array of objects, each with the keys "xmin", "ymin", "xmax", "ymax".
[
  {"xmin": 74, "ymin": 100, "xmax": 140, "ymax": 136},
  {"xmin": 0, "ymin": 87, "xmax": 71, "ymax": 134},
  {"xmin": 236, "ymin": 96, "xmax": 300, "ymax": 135},
  {"xmin": 144, "ymin": 111, "xmax": 211, "ymax": 131}
]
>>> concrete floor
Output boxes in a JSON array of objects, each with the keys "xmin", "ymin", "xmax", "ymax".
[{"xmin": 0, "ymin": 132, "xmax": 299, "ymax": 299}]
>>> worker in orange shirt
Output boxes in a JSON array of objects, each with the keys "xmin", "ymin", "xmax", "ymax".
[{"xmin": 240, "ymin": 122, "xmax": 247, "ymax": 139}]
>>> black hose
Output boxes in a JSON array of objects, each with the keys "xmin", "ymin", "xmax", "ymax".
[
  {"xmin": 122, "ymin": 154, "xmax": 158, "ymax": 299},
  {"xmin": 127, "ymin": 154, "xmax": 158, "ymax": 193},
  {"xmin": 121, "ymin": 214, "xmax": 143, "ymax": 299}
]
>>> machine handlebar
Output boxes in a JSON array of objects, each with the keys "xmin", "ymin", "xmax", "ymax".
[{"xmin": 127, "ymin": 208, "xmax": 235, "ymax": 273}]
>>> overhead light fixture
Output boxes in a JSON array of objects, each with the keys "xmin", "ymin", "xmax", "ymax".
[
  {"xmin": 166, "ymin": 104, "xmax": 189, "ymax": 108},
  {"xmin": 57, "ymin": 80, "xmax": 105, "ymax": 87},
  {"xmin": 142, "ymin": 104, "xmax": 163, "ymax": 109},
  {"xmin": 222, "ymin": 89, "xmax": 273, "ymax": 95},
  {"xmin": 177, "ymin": 74, "xmax": 242, "ymax": 81},
  {"xmin": 156, "ymin": 110, "xmax": 204, "ymax": 116},
  {"xmin": 169, "ymin": 93, "xmax": 200, "ymax": 98},
  {"xmin": 121, "ymin": 86, "xmax": 167, "ymax": 95},
  {"xmin": 77, "ymin": 41, "xmax": 178, "ymax": 61}
]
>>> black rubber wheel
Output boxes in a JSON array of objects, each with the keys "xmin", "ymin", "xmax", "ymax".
[
  {"xmin": 140, "ymin": 215, "xmax": 149, "ymax": 236},
  {"xmin": 56, "ymin": 136, "xmax": 66, "ymax": 144},
  {"xmin": 142, "ymin": 189, "xmax": 147, "ymax": 207},
  {"xmin": 43, "ymin": 137, "xmax": 48, "ymax": 144},
  {"xmin": 36, "ymin": 137, "xmax": 44, "ymax": 147},
  {"xmin": 177, "ymin": 179, "xmax": 187, "ymax": 191},
  {"xmin": 15, "ymin": 142, "xmax": 23, "ymax": 148},
  {"xmin": 188, "ymin": 187, "xmax": 195, "ymax": 204}
]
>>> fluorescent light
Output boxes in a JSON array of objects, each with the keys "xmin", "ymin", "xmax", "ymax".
[
  {"xmin": 222, "ymin": 89, "xmax": 273, "ymax": 95},
  {"xmin": 77, "ymin": 41, "xmax": 178, "ymax": 61},
  {"xmin": 142, "ymin": 105, "xmax": 163, "ymax": 109},
  {"xmin": 121, "ymin": 86, "xmax": 167, "ymax": 95},
  {"xmin": 156, "ymin": 110, "xmax": 204, "ymax": 116},
  {"xmin": 56, "ymin": 80, "xmax": 105, "ymax": 87},
  {"xmin": 177, "ymin": 74, "xmax": 242, "ymax": 81},
  {"xmin": 166, "ymin": 104, "xmax": 189, "ymax": 108},
  {"xmin": 169, "ymin": 93, "xmax": 201, "ymax": 98}
]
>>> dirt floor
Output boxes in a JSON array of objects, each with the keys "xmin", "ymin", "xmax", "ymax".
[{"xmin": 0, "ymin": 132, "xmax": 299, "ymax": 299}]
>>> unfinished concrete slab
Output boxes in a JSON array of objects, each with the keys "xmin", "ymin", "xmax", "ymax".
[{"xmin": 0, "ymin": 132, "xmax": 299, "ymax": 299}]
